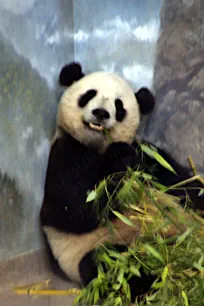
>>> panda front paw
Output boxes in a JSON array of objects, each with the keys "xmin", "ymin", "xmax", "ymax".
[
  {"xmin": 107, "ymin": 141, "xmax": 135, "ymax": 155},
  {"xmin": 103, "ymin": 142, "xmax": 137, "ymax": 174}
]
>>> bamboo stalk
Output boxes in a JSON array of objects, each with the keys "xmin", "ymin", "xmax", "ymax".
[{"xmin": 14, "ymin": 287, "xmax": 81, "ymax": 296}]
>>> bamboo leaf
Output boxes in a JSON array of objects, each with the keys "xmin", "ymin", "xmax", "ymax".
[
  {"xmin": 198, "ymin": 189, "xmax": 204, "ymax": 197},
  {"xmin": 112, "ymin": 210, "xmax": 135, "ymax": 227},
  {"xmin": 176, "ymin": 228, "xmax": 193, "ymax": 247},
  {"xmin": 151, "ymin": 280, "xmax": 164, "ymax": 289},
  {"xmin": 141, "ymin": 144, "xmax": 176, "ymax": 174},
  {"xmin": 117, "ymin": 268, "xmax": 125, "ymax": 285},
  {"xmin": 151, "ymin": 181, "xmax": 168, "ymax": 191},
  {"xmin": 146, "ymin": 291, "xmax": 159, "ymax": 302},
  {"xmin": 93, "ymin": 287, "xmax": 100, "ymax": 304},
  {"xmin": 182, "ymin": 290, "xmax": 189, "ymax": 306},
  {"xmin": 129, "ymin": 265, "xmax": 141, "ymax": 277},
  {"xmin": 122, "ymin": 278, "xmax": 131, "ymax": 301},
  {"xmin": 161, "ymin": 266, "xmax": 168, "ymax": 283},
  {"xmin": 129, "ymin": 204, "xmax": 146, "ymax": 214},
  {"xmin": 95, "ymin": 180, "xmax": 106, "ymax": 199},
  {"xmin": 86, "ymin": 190, "xmax": 97, "ymax": 203},
  {"xmin": 141, "ymin": 173, "xmax": 153, "ymax": 180},
  {"xmin": 144, "ymin": 244, "xmax": 165, "ymax": 263}
]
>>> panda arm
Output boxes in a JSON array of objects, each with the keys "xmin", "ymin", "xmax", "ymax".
[
  {"xmin": 92, "ymin": 142, "xmax": 138, "ymax": 214},
  {"xmin": 41, "ymin": 133, "xmax": 105, "ymax": 233},
  {"xmin": 98, "ymin": 142, "xmax": 137, "ymax": 178}
]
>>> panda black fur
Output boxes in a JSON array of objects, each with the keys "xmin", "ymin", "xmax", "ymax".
[{"xmin": 40, "ymin": 62, "xmax": 203, "ymax": 302}]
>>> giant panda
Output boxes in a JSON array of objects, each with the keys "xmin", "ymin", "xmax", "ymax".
[{"xmin": 40, "ymin": 62, "xmax": 203, "ymax": 303}]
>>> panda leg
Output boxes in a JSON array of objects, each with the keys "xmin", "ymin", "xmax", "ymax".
[
  {"xmin": 79, "ymin": 249, "xmax": 97, "ymax": 285},
  {"xmin": 43, "ymin": 216, "xmax": 142, "ymax": 284},
  {"xmin": 44, "ymin": 202, "xmax": 192, "ymax": 284}
]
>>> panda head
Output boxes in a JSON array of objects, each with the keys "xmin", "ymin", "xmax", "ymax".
[{"xmin": 57, "ymin": 62, "xmax": 155, "ymax": 151}]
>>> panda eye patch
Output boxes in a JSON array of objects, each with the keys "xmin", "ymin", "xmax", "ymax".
[
  {"xmin": 115, "ymin": 99, "xmax": 127, "ymax": 122},
  {"xmin": 78, "ymin": 90, "xmax": 97, "ymax": 108}
]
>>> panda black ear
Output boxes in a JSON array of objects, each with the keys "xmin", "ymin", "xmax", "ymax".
[
  {"xmin": 59, "ymin": 62, "xmax": 84, "ymax": 87},
  {"xmin": 135, "ymin": 87, "xmax": 155, "ymax": 115}
]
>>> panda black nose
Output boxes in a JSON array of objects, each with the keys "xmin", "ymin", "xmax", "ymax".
[{"xmin": 92, "ymin": 108, "xmax": 110, "ymax": 120}]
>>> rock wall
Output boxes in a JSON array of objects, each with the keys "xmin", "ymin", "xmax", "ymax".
[{"xmin": 145, "ymin": 0, "xmax": 204, "ymax": 174}]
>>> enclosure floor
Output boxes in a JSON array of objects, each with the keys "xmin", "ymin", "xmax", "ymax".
[
  {"xmin": 0, "ymin": 248, "xmax": 78, "ymax": 306},
  {"xmin": 0, "ymin": 292, "xmax": 76, "ymax": 306}
]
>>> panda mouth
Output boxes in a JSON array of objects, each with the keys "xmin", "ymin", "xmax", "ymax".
[
  {"xmin": 89, "ymin": 122, "xmax": 104, "ymax": 131},
  {"xmin": 83, "ymin": 121, "xmax": 104, "ymax": 132}
]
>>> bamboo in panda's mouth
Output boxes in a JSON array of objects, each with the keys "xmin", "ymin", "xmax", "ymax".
[{"xmin": 89, "ymin": 122, "xmax": 104, "ymax": 131}]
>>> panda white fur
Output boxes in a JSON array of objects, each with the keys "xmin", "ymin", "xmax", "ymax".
[{"xmin": 41, "ymin": 62, "xmax": 203, "ymax": 301}]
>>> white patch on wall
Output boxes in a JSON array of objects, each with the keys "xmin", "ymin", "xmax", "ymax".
[
  {"xmin": 122, "ymin": 64, "xmax": 153, "ymax": 89},
  {"xmin": 22, "ymin": 126, "xmax": 33, "ymax": 140},
  {"xmin": 0, "ymin": 0, "xmax": 36, "ymax": 14},
  {"xmin": 36, "ymin": 138, "xmax": 50, "ymax": 159},
  {"xmin": 100, "ymin": 63, "xmax": 116, "ymax": 73},
  {"xmin": 133, "ymin": 20, "xmax": 159, "ymax": 42},
  {"xmin": 73, "ymin": 30, "xmax": 89, "ymax": 42},
  {"xmin": 45, "ymin": 31, "xmax": 61, "ymax": 46},
  {"xmin": 71, "ymin": 16, "xmax": 160, "ymax": 43}
]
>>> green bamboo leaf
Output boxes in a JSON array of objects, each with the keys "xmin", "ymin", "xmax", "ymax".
[
  {"xmin": 122, "ymin": 278, "xmax": 131, "ymax": 301},
  {"xmin": 129, "ymin": 265, "xmax": 141, "ymax": 277},
  {"xmin": 141, "ymin": 173, "xmax": 153, "ymax": 180},
  {"xmin": 117, "ymin": 268, "xmax": 125, "ymax": 285},
  {"xmin": 112, "ymin": 210, "xmax": 135, "ymax": 227},
  {"xmin": 98, "ymin": 263, "xmax": 106, "ymax": 280},
  {"xmin": 140, "ymin": 144, "xmax": 157, "ymax": 157},
  {"xmin": 182, "ymin": 290, "xmax": 189, "ymax": 306},
  {"xmin": 108, "ymin": 250, "xmax": 125, "ymax": 261},
  {"xmin": 161, "ymin": 266, "xmax": 168, "ymax": 283},
  {"xmin": 86, "ymin": 190, "xmax": 97, "ymax": 203},
  {"xmin": 193, "ymin": 262, "xmax": 204, "ymax": 272},
  {"xmin": 98, "ymin": 253, "xmax": 113, "ymax": 266},
  {"xmin": 144, "ymin": 244, "xmax": 165, "ymax": 263},
  {"xmin": 112, "ymin": 268, "xmax": 124, "ymax": 290},
  {"xmin": 95, "ymin": 180, "xmax": 106, "ymax": 199},
  {"xmin": 114, "ymin": 296, "xmax": 123, "ymax": 305},
  {"xmin": 153, "ymin": 151, "xmax": 176, "ymax": 174},
  {"xmin": 193, "ymin": 256, "xmax": 204, "ymax": 272},
  {"xmin": 112, "ymin": 283, "xmax": 121, "ymax": 291},
  {"xmin": 93, "ymin": 287, "xmax": 100, "ymax": 304},
  {"xmin": 151, "ymin": 180, "xmax": 168, "ymax": 192},
  {"xmin": 146, "ymin": 291, "xmax": 159, "ymax": 302},
  {"xmin": 198, "ymin": 189, "xmax": 204, "ymax": 197},
  {"xmin": 151, "ymin": 280, "xmax": 164, "ymax": 289},
  {"xmin": 129, "ymin": 204, "xmax": 145, "ymax": 214},
  {"xmin": 141, "ymin": 144, "xmax": 176, "ymax": 174},
  {"xmin": 176, "ymin": 228, "xmax": 193, "ymax": 247}
]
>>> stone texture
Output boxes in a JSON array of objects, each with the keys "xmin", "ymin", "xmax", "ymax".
[{"xmin": 145, "ymin": 0, "xmax": 204, "ymax": 175}]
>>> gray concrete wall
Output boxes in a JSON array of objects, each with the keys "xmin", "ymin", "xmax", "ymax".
[{"xmin": 0, "ymin": 0, "xmax": 74, "ymax": 260}]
